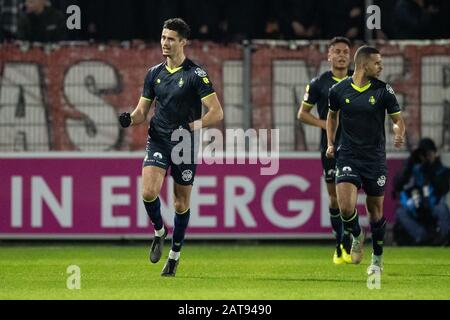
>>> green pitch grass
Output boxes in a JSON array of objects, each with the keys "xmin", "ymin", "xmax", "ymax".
[{"xmin": 0, "ymin": 243, "xmax": 449, "ymax": 300}]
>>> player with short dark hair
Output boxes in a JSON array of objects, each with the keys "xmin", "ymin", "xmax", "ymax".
[
  {"xmin": 298, "ymin": 37, "xmax": 353, "ymax": 264},
  {"xmin": 119, "ymin": 17, "xmax": 223, "ymax": 277},
  {"xmin": 326, "ymin": 45, "xmax": 405, "ymax": 274}
]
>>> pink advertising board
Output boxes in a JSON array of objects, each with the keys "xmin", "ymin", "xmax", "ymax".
[{"xmin": 0, "ymin": 153, "xmax": 406, "ymax": 239}]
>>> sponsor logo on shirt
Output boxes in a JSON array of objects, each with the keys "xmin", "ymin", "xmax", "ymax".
[
  {"xmin": 194, "ymin": 67, "xmax": 207, "ymax": 77},
  {"xmin": 386, "ymin": 84, "xmax": 395, "ymax": 94}
]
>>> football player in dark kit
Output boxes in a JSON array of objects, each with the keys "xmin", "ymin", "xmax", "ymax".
[
  {"xmin": 298, "ymin": 37, "xmax": 353, "ymax": 265},
  {"xmin": 326, "ymin": 45, "xmax": 405, "ymax": 275},
  {"xmin": 119, "ymin": 18, "xmax": 223, "ymax": 276}
]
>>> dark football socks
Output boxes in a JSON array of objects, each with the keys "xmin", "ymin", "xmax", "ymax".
[
  {"xmin": 370, "ymin": 217, "xmax": 386, "ymax": 256},
  {"xmin": 172, "ymin": 209, "xmax": 191, "ymax": 252},
  {"xmin": 143, "ymin": 196, "xmax": 164, "ymax": 231},
  {"xmin": 341, "ymin": 209, "xmax": 362, "ymax": 238},
  {"xmin": 330, "ymin": 208, "xmax": 343, "ymax": 251}
]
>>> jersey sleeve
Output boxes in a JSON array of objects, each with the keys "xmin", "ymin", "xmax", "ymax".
[
  {"xmin": 141, "ymin": 68, "xmax": 156, "ymax": 101},
  {"xmin": 384, "ymin": 84, "xmax": 401, "ymax": 115},
  {"xmin": 303, "ymin": 78, "xmax": 320, "ymax": 107},
  {"xmin": 192, "ymin": 67, "xmax": 215, "ymax": 100},
  {"xmin": 328, "ymin": 86, "xmax": 341, "ymax": 112}
]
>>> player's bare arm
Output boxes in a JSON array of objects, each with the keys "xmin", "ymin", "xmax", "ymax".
[
  {"xmin": 297, "ymin": 102, "xmax": 326, "ymax": 130},
  {"xmin": 390, "ymin": 112, "xmax": 405, "ymax": 148},
  {"xmin": 130, "ymin": 97, "xmax": 153, "ymax": 126},
  {"xmin": 326, "ymin": 109, "xmax": 338, "ymax": 158},
  {"xmin": 189, "ymin": 93, "xmax": 224, "ymax": 130}
]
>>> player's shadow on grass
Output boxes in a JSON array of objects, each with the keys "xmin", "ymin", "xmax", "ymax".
[{"xmin": 178, "ymin": 275, "xmax": 359, "ymax": 283}]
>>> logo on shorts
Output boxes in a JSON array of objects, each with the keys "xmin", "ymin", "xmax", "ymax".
[
  {"xmin": 181, "ymin": 170, "xmax": 193, "ymax": 182},
  {"xmin": 153, "ymin": 152, "xmax": 163, "ymax": 160},
  {"xmin": 377, "ymin": 175, "xmax": 386, "ymax": 186},
  {"xmin": 327, "ymin": 169, "xmax": 335, "ymax": 177},
  {"xmin": 343, "ymin": 166, "xmax": 352, "ymax": 172},
  {"xmin": 194, "ymin": 67, "xmax": 207, "ymax": 77}
]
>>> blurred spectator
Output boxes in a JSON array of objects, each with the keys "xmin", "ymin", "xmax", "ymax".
[
  {"xmin": 393, "ymin": 138, "xmax": 450, "ymax": 246},
  {"xmin": 133, "ymin": 0, "xmax": 161, "ymax": 41},
  {"xmin": 7, "ymin": 0, "xmax": 450, "ymax": 42},
  {"xmin": 17, "ymin": 0, "xmax": 66, "ymax": 42},
  {"xmin": 261, "ymin": 0, "xmax": 289, "ymax": 40},
  {"xmin": 183, "ymin": 0, "xmax": 224, "ymax": 41},
  {"xmin": 152, "ymin": 0, "xmax": 183, "ymax": 40},
  {"xmin": 392, "ymin": 0, "xmax": 439, "ymax": 39},
  {"xmin": 225, "ymin": 0, "xmax": 265, "ymax": 41},
  {"xmin": 374, "ymin": 0, "xmax": 397, "ymax": 40},
  {"xmin": 97, "ymin": 0, "xmax": 135, "ymax": 42},
  {"xmin": 319, "ymin": 0, "xmax": 364, "ymax": 40},
  {"xmin": 287, "ymin": 0, "xmax": 321, "ymax": 39},
  {"xmin": 0, "ymin": 0, "xmax": 24, "ymax": 40},
  {"xmin": 428, "ymin": 0, "xmax": 450, "ymax": 39},
  {"xmin": 49, "ymin": 0, "xmax": 83, "ymax": 40}
]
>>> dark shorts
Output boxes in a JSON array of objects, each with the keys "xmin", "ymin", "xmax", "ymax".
[
  {"xmin": 335, "ymin": 157, "xmax": 387, "ymax": 197},
  {"xmin": 143, "ymin": 134, "xmax": 197, "ymax": 186},
  {"xmin": 321, "ymin": 151, "xmax": 337, "ymax": 184}
]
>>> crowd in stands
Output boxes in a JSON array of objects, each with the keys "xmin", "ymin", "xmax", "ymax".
[{"xmin": 1, "ymin": 0, "xmax": 450, "ymax": 43}]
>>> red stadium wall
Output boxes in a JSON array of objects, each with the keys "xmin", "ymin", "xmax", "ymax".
[
  {"xmin": 1, "ymin": 42, "xmax": 450, "ymax": 151},
  {"xmin": 0, "ymin": 42, "xmax": 240, "ymax": 151}
]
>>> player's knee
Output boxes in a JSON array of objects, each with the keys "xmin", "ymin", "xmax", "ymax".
[
  {"xmin": 174, "ymin": 199, "xmax": 189, "ymax": 214},
  {"xmin": 339, "ymin": 206, "xmax": 354, "ymax": 218},
  {"xmin": 142, "ymin": 189, "xmax": 159, "ymax": 202}
]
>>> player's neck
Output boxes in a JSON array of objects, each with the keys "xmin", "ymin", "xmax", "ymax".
[
  {"xmin": 166, "ymin": 54, "xmax": 186, "ymax": 70},
  {"xmin": 352, "ymin": 70, "xmax": 370, "ymax": 87},
  {"xmin": 331, "ymin": 68, "xmax": 348, "ymax": 80}
]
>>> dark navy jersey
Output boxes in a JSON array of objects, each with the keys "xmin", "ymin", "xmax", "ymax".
[
  {"xmin": 328, "ymin": 77, "xmax": 401, "ymax": 162},
  {"xmin": 303, "ymin": 70, "xmax": 353, "ymax": 151},
  {"xmin": 142, "ymin": 58, "xmax": 215, "ymax": 137}
]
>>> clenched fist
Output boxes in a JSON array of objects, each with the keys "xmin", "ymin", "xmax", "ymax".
[
  {"xmin": 119, "ymin": 112, "xmax": 132, "ymax": 128},
  {"xmin": 326, "ymin": 145, "xmax": 335, "ymax": 159}
]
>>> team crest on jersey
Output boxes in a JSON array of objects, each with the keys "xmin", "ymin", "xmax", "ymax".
[
  {"xmin": 178, "ymin": 77, "xmax": 184, "ymax": 87},
  {"xmin": 182, "ymin": 170, "xmax": 193, "ymax": 182},
  {"xmin": 386, "ymin": 84, "xmax": 395, "ymax": 94},
  {"xmin": 377, "ymin": 175, "xmax": 386, "ymax": 186},
  {"xmin": 194, "ymin": 67, "xmax": 207, "ymax": 77},
  {"xmin": 369, "ymin": 96, "xmax": 376, "ymax": 105}
]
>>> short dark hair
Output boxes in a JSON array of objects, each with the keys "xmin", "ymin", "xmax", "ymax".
[
  {"xmin": 328, "ymin": 37, "xmax": 351, "ymax": 48},
  {"xmin": 354, "ymin": 45, "xmax": 380, "ymax": 65},
  {"xmin": 163, "ymin": 18, "xmax": 191, "ymax": 39}
]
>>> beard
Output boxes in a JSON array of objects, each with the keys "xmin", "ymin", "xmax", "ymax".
[{"xmin": 333, "ymin": 62, "xmax": 349, "ymax": 70}]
